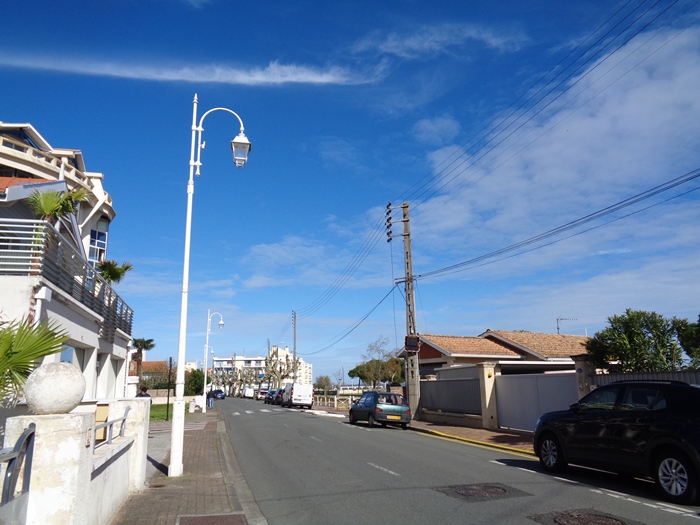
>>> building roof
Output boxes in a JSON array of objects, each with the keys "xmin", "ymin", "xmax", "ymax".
[
  {"xmin": 480, "ymin": 329, "xmax": 589, "ymax": 359},
  {"xmin": 418, "ymin": 334, "xmax": 522, "ymax": 358}
]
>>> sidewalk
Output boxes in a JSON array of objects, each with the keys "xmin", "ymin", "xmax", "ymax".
[
  {"xmin": 110, "ymin": 405, "xmax": 533, "ymax": 525},
  {"xmin": 110, "ymin": 407, "xmax": 267, "ymax": 525}
]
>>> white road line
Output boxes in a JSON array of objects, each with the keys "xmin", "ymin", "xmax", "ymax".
[
  {"xmin": 245, "ymin": 410, "xmax": 255, "ymax": 414},
  {"xmin": 232, "ymin": 412, "xmax": 240, "ymax": 416},
  {"xmin": 368, "ymin": 462, "xmax": 400, "ymax": 477},
  {"xmin": 310, "ymin": 436, "xmax": 322, "ymax": 442},
  {"xmin": 260, "ymin": 409, "xmax": 271, "ymax": 412}
]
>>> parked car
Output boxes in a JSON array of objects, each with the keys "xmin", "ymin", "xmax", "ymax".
[
  {"xmin": 264, "ymin": 389, "xmax": 276, "ymax": 404},
  {"xmin": 282, "ymin": 383, "xmax": 314, "ymax": 409},
  {"xmin": 349, "ymin": 391, "xmax": 411, "ymax": 430},
  {"xmin": 534, "ymin": 380, "xmax": 700, "ymax": 504},
  {"xmin": 211, "ymin": 389, "xmax": 226, "ymax": 400},
  {"xmin": 257, "ymin": 388, "xmax": 269, "ymax": 401}
]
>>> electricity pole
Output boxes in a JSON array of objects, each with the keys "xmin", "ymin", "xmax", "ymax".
[
  {"xmin": 387, "ymin": 202, "xmax": 420, "ymax": 416},
  {"xmin": 292, "ymin": 310, "xmax": 298, "ymax": 382}
]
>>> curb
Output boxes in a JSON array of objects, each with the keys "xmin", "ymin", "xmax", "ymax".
[{"xmin": 408, "ymin": 426, "xmax": 536, "ymax": 456}]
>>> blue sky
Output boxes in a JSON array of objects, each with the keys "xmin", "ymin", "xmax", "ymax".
[{"xmin": 2, "ymin": 1, "xmax": 699, "ymax": 381}]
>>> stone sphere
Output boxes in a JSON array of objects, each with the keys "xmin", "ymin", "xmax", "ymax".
[{"xmin": 25, "ymin": 362, "xmax": 86, "ymax": 414}]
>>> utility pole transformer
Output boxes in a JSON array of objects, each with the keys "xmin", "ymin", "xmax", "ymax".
[{"xmin": 387, "ymin": 202, "xmax": 420, "ymax": 416}]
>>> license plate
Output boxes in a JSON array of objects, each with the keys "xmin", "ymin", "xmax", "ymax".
[{"xmin": 387, "ymin": 415, "xmax": 401, "ymax": 420}]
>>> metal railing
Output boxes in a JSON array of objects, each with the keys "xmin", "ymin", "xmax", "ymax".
[
  {"xmin": 94, "ymin": 407, "xmax": 130, "ymax": 451},
  {"xmin": 0, "ymin": 423, "xmax": 35, "ymax": 507},
  {"xmin": 0, "ymin": 218, "xmax": 133, "ymax": 341}
]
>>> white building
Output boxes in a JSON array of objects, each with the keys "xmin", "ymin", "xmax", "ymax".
[
  {"xmin": 0, "ymin": 122, "xmax": 133, "ymax": 399},
  {"xmin": 210, "ymin": 345, "xmax": 313, "ymax": 390}
]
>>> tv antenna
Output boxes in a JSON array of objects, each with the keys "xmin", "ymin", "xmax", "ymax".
[{"xmin": 556, "ymin": 317, "xmax": 577, "ymax": 334}]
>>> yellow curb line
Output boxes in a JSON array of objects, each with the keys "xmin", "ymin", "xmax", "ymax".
[{"xmin": 411, "ymin": 427, "xmax": 536, "ymax": 456}]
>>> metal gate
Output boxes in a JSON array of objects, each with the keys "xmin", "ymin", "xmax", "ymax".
[{"xmin": 496, "ymin": 373, "xmax": 577, "ymax": 432}]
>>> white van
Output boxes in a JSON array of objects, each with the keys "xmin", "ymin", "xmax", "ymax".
[
  {"xmin": 242, "ymin": 387, "xmax": 255, "ymax": 399},
  {"xmin": 282, "ymin": 383, "xmax": 314, "ymax": 409}
]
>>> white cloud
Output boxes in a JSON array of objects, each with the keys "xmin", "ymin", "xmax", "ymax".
[
  {"xmin": 0, "ymin": 56, "xmax": 379, "ymax": 86},
  {"xmin": 353, "ymin": 23, "xmax": 527, "ymax": 59}
]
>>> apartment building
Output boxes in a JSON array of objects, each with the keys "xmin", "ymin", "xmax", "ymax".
[{"xmin": 0, "ymin": 121, "xmax": 133, "ymax": 399}]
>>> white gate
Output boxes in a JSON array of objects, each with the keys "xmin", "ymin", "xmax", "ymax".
[{"xmin": 496, "ymin": 372, "xmax": 578, "ymax": 432}]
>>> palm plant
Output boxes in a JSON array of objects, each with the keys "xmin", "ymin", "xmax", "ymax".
[
  {"xmin": 96, "ymin": 260, "xmax": 133, "ymax": 284},
  {"xmin": 27, "ymin": 188, "xmax": 88, "ymax": 223},
  {"xmin": 131, "ymin": 337, "xmax": 155, "ymax": 383},
  {"xmin": 0, "ymin": 318, "xmax": 69, "ymax": 407}
]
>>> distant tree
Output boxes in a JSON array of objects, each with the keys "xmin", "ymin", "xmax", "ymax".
[
  {"xmin": 382, "ymin": 357, "xmax": 405, "ymax": 385},
  {"xmin": 131, "ymin": 338, "xmax": 155, "ymax": 383},
  {"xmin": 185, "ymin": 369, "xmax": 203, "ymax": 396},
  {"xmin": 585, "ymin": 309, "xmax": 688, "ymax": 372},
  {"xmin": 315, "ymin": 375, "xmax": 332, "ymax": 393},
  {"xmin": 362, "ymin": 337, "xmax": 390, "ymax": 387}
]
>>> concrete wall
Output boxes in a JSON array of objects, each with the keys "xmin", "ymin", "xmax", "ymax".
[{"xmin": 3, "ymin": 398, "xmax": 149, "ymax": 525}]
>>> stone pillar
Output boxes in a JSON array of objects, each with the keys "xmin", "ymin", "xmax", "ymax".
[
  {"xmin": 572, "ymin": 353, "xmax": 595, "ymax": 400},
  {"xmin": 478, "ymin": 362, "xmax": 500, "ymax": 430},
  {"xmin": 5, "ymin": 413, "xmax": 95, "ymax": 525}
]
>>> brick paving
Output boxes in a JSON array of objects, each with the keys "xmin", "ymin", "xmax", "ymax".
[{"xmin": 110, "ymin": 404, "xmax": 534, "ymax": 525}]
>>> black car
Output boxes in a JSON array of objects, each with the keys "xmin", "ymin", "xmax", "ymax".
[
  {"xmin": 534, "ymin": 380, "xmax": 700, "ymax": 504},
  {"xmin": 273, "ymin": 388, "xmax": 285, "ymax": 405},
  {"xmin": 264, "ymin": 389, "xmax": 276, "ymax": 404},
  {"xmin": 211, "ymin": 389, "xmax": 226, "ymax": 400}
]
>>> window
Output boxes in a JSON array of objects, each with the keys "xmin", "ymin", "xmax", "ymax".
[
  {"xmin": 580, "ymin": 386, "xmax": 622, "ymax": 410},
  {"xmin": 88, "ymin": 218, "xmax": 109, "ymax": 267}
]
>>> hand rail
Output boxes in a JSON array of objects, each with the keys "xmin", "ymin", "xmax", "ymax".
[
  {"xmin": 0, "ymin": 423, "xmax": 36, "ymax": 506},
  {"xmin": 93, "ymin": 406, "xmax": 130, "ymax": 451}
]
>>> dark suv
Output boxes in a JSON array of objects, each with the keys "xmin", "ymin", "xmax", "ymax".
[{"xmin": 534, "ymin": 380, "xmax": 700, "ymax": 504}]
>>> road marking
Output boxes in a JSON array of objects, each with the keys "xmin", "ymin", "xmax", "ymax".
[
  {"xmin": 368, "ymin": 462, "xmax": 400, "ymax": 477},
  {"xmin": 310, "ymin": 436, "xmax": 322, "ymax": 442},
  {"xmin": 245, "ymin": 410, "xmax": 255, "ymax": 414},
  {"xmin": 260, "ymin": 409, "xmax": 271, "ymax": 412}
]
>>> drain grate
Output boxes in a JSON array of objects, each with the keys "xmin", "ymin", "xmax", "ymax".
[
  {"xmin": 530, "ymin": 509, "xmax": 645, "ymax": 525},
  {"xmin": 177, "ymin": 514, "xmax": 248, "ymax": 525},
  {"xmin": 434, "ymin": 483, "xmax": 530, "ymax": 502}
]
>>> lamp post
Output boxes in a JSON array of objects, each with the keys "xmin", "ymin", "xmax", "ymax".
[
  {"xmin": 169, "ymin": 94, "xmax": 251, "ymax": 477},
  {"xmin": 202, "ymin": 310, "xmax": 224, "ymax": 414}
]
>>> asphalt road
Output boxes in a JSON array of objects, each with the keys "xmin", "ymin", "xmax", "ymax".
[{"xmin": 221, "ymin": 397, "xmax": 700, "ymax": 525}]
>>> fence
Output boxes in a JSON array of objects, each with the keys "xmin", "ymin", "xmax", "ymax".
[{"xmin": 420, "ymin": 378, "xmax": 482, "ymax": 415}]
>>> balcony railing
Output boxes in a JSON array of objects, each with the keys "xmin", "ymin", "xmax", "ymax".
[{"xmin": 0, "ymin": 218, "xmax": 133, "ymax": 341}]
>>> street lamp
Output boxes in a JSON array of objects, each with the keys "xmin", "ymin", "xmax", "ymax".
[
  {"xmin": 169, "ymin": 94, "xmax": 251, "ymax": 477},
  {"xmin": 203, "ymin": 310, "xmax": 223, "ymax": 414}
]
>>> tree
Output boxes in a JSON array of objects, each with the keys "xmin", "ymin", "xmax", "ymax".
[
  {"xmin": 185, "ymin": 369, "xmax": 203, "ymax": 396},
  {"xmin": 362, "ymin": 336, "xmax": 390, "ymax": 387},
  {"xmin": 0, "ymin": 318, "xmax": 69, "ymax": 406},
  {"xmin": 585, "ymin": 309, "xmax": 688, "ymax": 372},
  {"xmin": 315, "ymin": 375, "xmax": 332, "ymax": 393},
  {"xmin": 131, "ymin": 338, "xmax": 155, "ymax": 384},
  {"xmin": 97, "ymin": 259, "xmax": 133, "ymax": 284},
  {"xmin": 27, "ymin": 188, "xmax": 88, "ymax": 223},
  {"xmin": 677, "ymin": 314, "xmax": 700, "ymax": 368},
  {"xmin": 382, "ymin": 357, "xmax": 405, "ymax": 385}
]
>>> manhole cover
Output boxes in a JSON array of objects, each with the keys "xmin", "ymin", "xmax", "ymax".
[
  {"xmin": 554, "ymin": 513, "xmax": 625, "ymax": 525},
  {"xmin": 434, "ymin": 483, "xmax": 530, "ymax": 502},
  {"xmin": 455, "ymin": 485, "xmax": 507, "ymax": 498},
  {"xmin": 531, "ymin": 509, "xmax": 640, "ymax": 525}
]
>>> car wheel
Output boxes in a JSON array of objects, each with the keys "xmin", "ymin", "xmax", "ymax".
[
  {"xmin": 368, "ymin": 414, "xmax": 375, "ymax": 428},
  {"xmin": 537, "ymin": 433, "xmax": 567, "ymax": 473},
  {"xmin": 349, "ymin": 411, "xmax": 356, "ymax": 425},
  {"xmin": 401, "ymin": 423, "xmax": 409, "ymax": 430},
  {"xmin": 655, "ymin": 450, "xmax": 698, "ymax": 504}
]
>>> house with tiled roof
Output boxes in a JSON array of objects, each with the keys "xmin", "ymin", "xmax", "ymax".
[
  {"xmin": 0, "ymin": 121, "xmax": 133, "ymax": 400},
  {"xmin": 407, "ymin": 330, "xmax": 589, "ymax": 377}
]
